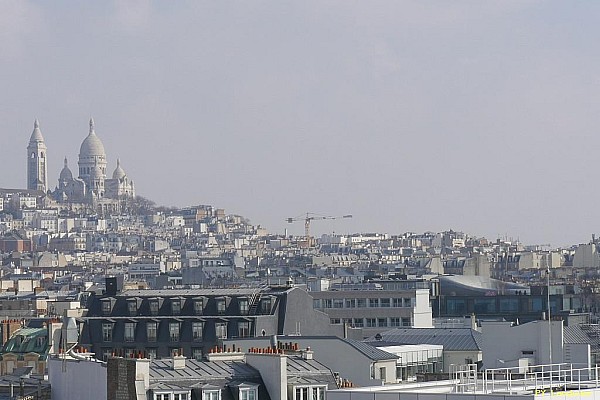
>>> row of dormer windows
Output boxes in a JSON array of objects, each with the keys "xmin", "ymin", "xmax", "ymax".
[
  {"xmin": 101, "ymin": 296, "xmax": 274, "ymax": 316},
  {"xmin": 101, "ymin": 319, "xmax": 252, "ymax": 342}
]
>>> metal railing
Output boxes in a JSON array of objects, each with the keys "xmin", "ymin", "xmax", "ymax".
[{"xmin": 452, "ymin": 362, "xmax": 600, "ymax": 394}]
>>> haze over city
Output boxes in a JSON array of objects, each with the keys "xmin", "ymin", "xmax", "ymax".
[{"xmin": 2, "ymin": 1, "xmax": 599, "ymax": 246}]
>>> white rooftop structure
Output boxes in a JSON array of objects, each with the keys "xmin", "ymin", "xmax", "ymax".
[{"xmin": 328, "ymin": 362, "xmax": 600, "ymax": 399}]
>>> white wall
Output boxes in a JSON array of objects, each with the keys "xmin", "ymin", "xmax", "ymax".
[
  {"xmin": 246, "ymin": 353, "xmax": 287, "ymax": 400},
  {"xmin": 443, "ymin": 351, "xmax": 482, "ymax": 372},
  {"xmin": 481, "ymin": 320, "xmax": 563, "ymax": 370},
  {"xmin": 48, "ymin": 357, "xmax": 106, "ymax": 400},
  {"xmin": 413, "ymin": 290, "xmax": 433, "ymax": 328}
]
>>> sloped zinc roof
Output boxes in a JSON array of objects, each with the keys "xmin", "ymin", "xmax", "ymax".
[{"xmin": 364, "ymin": 328, "xmax": 482, "ymax": 351}]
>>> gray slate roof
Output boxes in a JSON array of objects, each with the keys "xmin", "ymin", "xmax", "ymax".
[
  {"xmin": 564, "ymin": 325, "xmax": 592, "ymax": 344},
  {"xmin": 365, "ymin": 328, "xmax": 482, "ymax": 351},
  {"xmin": 149, "ymin": 359, "xmax": 260, "ymax": 381},
  {"xmin": 343, "ymin": 338, "xmax": 399, "ymax": 360}
]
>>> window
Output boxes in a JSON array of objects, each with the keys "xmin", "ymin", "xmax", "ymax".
[
  {"xmin": 403, "ymin": 298, "xmax": 412, "ymax": 307},
  {"xmin": 294, "ymin": 386, "xmax": 326, "ymax": 400},
  {"xmin": 330, "ymin": 318, "xmax": 341, "ymax": 325},
  {"xmin": 174, "ymin": 393, "xmax": 189, "ymax": 400},
  {"xmin": 260, "ymin": 298, "xmax": 272, "ymax": 314},
  {"xmin": 239, "ymin": 299, "xmax": 249, "ymax": 315},
  {"xmin": 154, "ymin": 393, "xmax": 170, "ymax": 400},
  {"xmin": 149, "ymin": 300, "xmax": 159, "ymax": 316},
  {"xmin": 102, "ymin": 323, "xmax": 113, "ymax": 342},
  {"xmin": 353, "ymin": 318, "xmax": 364, "ymax": 327},
  {"xmin": 101, "ymin": 301, "xmax": 111, "ymax": 315},
  {"xmin": 366, "ymin": 318, "xmax": 376, "ymax": 328},
  {"xmin": 240, "ymin": 388, "xmax": 257, "ymax": 400},
  {"xmin": 390, "ymin": 318, "xmax": 401, "ymax": 327},
  {"xmin": 333, "ymin": 299, "xmax": 344, "ymax": 309},
  {"xmin": 356, "ymin": 298, "xmax": 366, "ymax": 308},
  {"xmin": 447, "ymin": 299, "xmax": 466, "ymax": 314},
  {"xmin": 194, "ymin": 300, "xmax": 204, "ymax": 315},
  {"xmin": 345, "ymin": 299, "xmax": 356, "ymax": 308},
  {"xmin": 127, "ymin": 301, "xmax": 137, "ymax": 316},
  {"xmin": 147, "ymin": 322, "xmax": 158, "ymax": 342},
  {"xmin": 378, "ymin": 318, "xmax": 388, "ymax": 327},
  {"xmin": 380, "ymin": 298, "xmax": 390, "ymax": 308},
  {"xmin": 238, "ymin": 321, "xmax": 250, "ymax": 338},
  {"xmin": 192, "ymin": 322, "xmax": 204, "ymax": 341},
  {"xmin": 172, "ymin": 300, "xmax": 181, "ymax": 315},
  {"xmin": 401, "ymin": 317, "xmax": 411, "ymax": 327},
  {"xmin": 216, "ymin": 299, "xmax": 226, "ymax": 315},
  {"xmin": 215, "ymin": 322, "xmax": 227, "ymax": 339},
  {"xmin": 474, "ymin": 298, "xmax": 496, "ymax": 314},
  {"xmin": 295, "ymin": 387, "xmax": 309, "ymax": 400},
  {"xmin": 393, "ymin": 298, "xmax": 402, "ymax": 307},
  {"xmin": 499, "ymin": 298, "xmax": 519, "ymax": 313},
  {"xmin": 102, "ymin": 348, "xmax": 112, "ymax": 361},
  {"xmin": 203, "ymin": 390, "xmax": 221, "ymax": 400},
  {"xmin": 530, "ymin": 298, "xmax": 543, "ymax": 312},
  {"xmin": 323, "ymin": 299, "xmax": 332, "ymax": 309},
  {"xmin": 313, "ymin": 299, "xmax": 321, "ymax": 309},
  {"xmin": 169, "ymin": 322, "xmax": 180, "ymax": 342},
  {"xmin": 379, "ymin": 367, "xmax": 386, "ymax": 380},
  {"xmin": 124, "ymin": 322, "xmax": 136, "ymax": 342},
  {"xmin": 312, "ymin": 387, "xmax": 325, "ymax": 400},
  {"xmin": 369, "ymin": 298, "xmax": 379, "ymax": 308},
  {"xmin": 192, "ymin": 348, "xmax": 203, "ymax": 360},
  {"xmin": 147, "ymin": 348, "xmax": 157, "ymax": 359}
]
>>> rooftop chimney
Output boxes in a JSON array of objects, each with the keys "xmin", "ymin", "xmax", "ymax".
[
  {"xmin": 172, "ymin": 354, "xmax": 186, "ymax": 370},
  {"xmin": 301, "ymin": 347, "xmax": 314, "ymax": 360}
]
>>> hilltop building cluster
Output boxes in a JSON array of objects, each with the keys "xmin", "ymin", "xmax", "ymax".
[{"xmin": 26, "ymin": 118, "xmax": 135, "ymax": 214}]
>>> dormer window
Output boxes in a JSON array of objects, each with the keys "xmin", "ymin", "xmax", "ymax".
[
  {"xmin": 172, "ymin": 300, "xmax": 181, "ymax": 315},
  {"xmin": 194, "ymin": 299, "xmax": 204, "ymax": 315},
  {"xmin": 216, "ymin": 298, "xmax": 226, "ymax": 315},
  {"xmin": 238, "ymin": 298, "xmax": 249, "ymax": 315},
  {"xmin": 149, "ymin": 300, "xmax": 159, "ymax": 316},
  {"xmin": 127, "ymin": 300, "xmax": 137, "ymax": 316},
  {"xmin": 239, "ymin": 387, "xmax": 258, "ymax": 400},
  {"xmin": 101, "ymin": 299, "xmax": 113, "ymax": 315},
  {"xmin": 260, "ymin": 297, "xmax": 272, "ymax": 314},
  {"xmin": 203, "ymin": 389, "xmax": 221, "ymax": 400},
  {"xmin": 153, "ymin": 392, "xmax": 189, "ymax": 400},
  {"xmin": 292, "ymin": 386, "xmax": 326, "ymax": 400}
]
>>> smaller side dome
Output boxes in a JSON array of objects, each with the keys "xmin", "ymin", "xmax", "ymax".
[
  {"xmin": 112, "ymin": 159, "xmax": 126, "ymax": 180},
  {"xmin": 59, "ymin": 157, "xmax": 73, "ymax": 181}
]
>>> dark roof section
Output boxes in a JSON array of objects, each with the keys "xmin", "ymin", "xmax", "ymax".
[
  {"xmin": 149, "ymin": 359, "xmax": 260, "ymax": 381},
  {"xmin": 286, "ymin": 355, "xmax": 338, "ymax": 388},
  {"xmin": 343, "ymin": 338, "xmax": 398, "ymax": 360},
  {"xmin": 564, "ymin": 325, "xmax": 591, "ymax": 344},
  {"xmin": 365, "ymin": 328, "xmax": 482, "ymax": 351}
]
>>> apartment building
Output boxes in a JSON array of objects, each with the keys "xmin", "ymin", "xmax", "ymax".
[{"xmin": 310, "ymin": 286, "xmax": 432, "ymax": 337}]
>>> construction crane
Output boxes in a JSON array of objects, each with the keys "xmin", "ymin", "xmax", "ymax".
[{"xmin": 286, "ymin": 213, "xmax": 352, "ymax": 241}]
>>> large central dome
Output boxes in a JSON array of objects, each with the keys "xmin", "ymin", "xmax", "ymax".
[{"xmin": 79, "ymin": 118, "xmax": 106, "ymax": 158}]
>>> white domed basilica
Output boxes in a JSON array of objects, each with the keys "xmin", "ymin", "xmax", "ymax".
[{"xmin": 27, "ymin": 118, "xmax": 135, "ymax": 213}]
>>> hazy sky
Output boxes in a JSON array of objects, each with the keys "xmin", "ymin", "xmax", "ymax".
[{"xmin": 1, "ymin": 1, "xmax": 599, "ymax": 246}]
